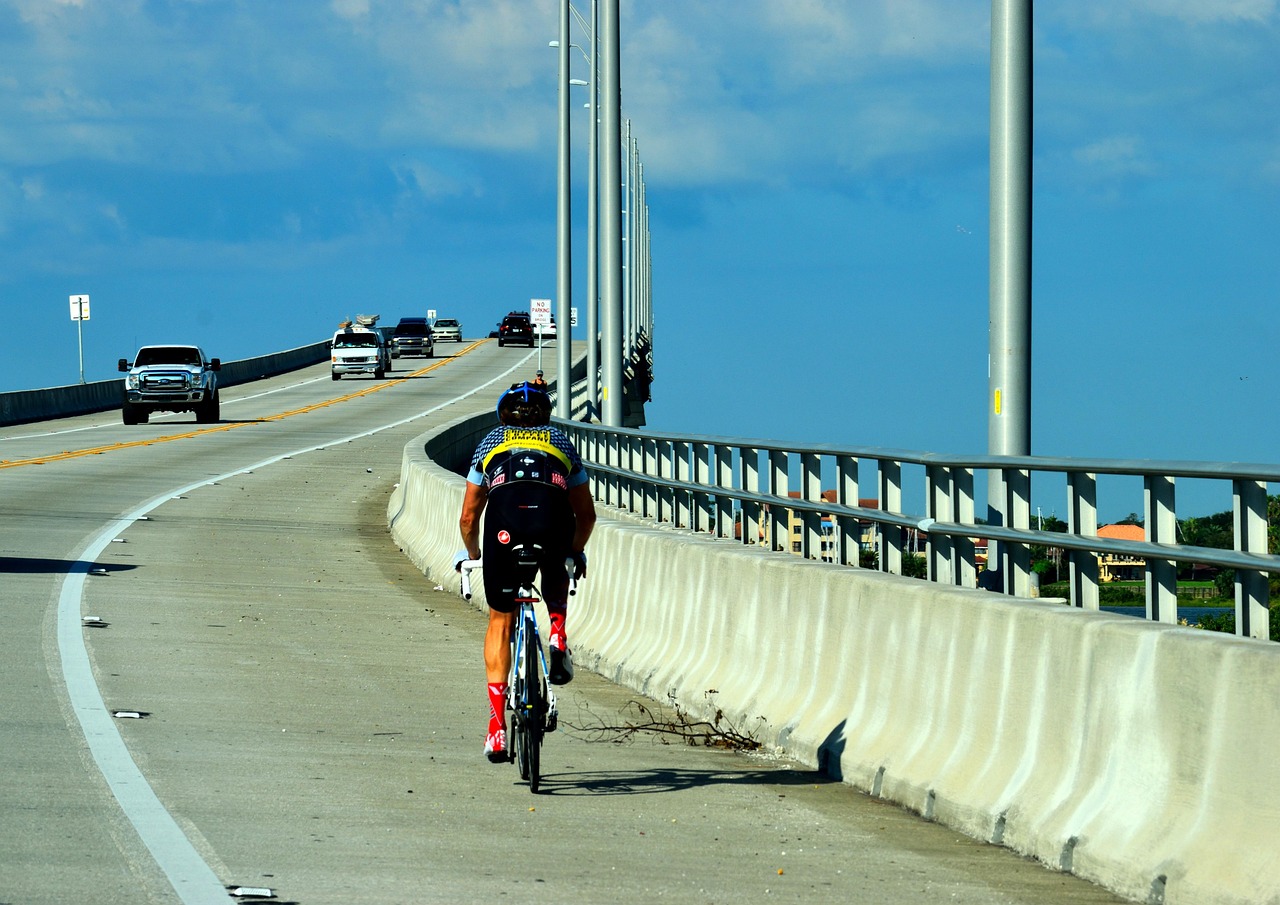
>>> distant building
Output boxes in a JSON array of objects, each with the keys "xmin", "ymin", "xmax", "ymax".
[
  {"xmin": 1097, "ymin": 523, "xmax": 1145, "ymax": 581},
  {"xmin": 784, "ymin": 490, "xmax": 878, "ymax": 562}
]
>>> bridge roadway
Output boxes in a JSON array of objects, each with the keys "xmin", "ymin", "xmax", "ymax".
[{"xmin": 0, "ymin": 342, "xmax": 1124, "ymax": 904}]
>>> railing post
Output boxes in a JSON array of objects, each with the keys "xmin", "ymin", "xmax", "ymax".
[
  {"xmin": 1067, "ymin": 471, "xmax": 1100, "ymax": 609},
  {"xmin": 837, "ymin": 455, "xmax": 860, "ymax": 567},
  {"xmin": 657, "ymin": 438, "xmax": 674, "ymax": 525},
  {"xmin": 628, "ymin": 435, "xmax": 642, "ymax": 514},
  {"xmin": 1003, "ymin": 467, "xmax": 1031, "ymax": 595},
  {"xmin": 641, "ymin": 435, "xmax": 657, "ymax": 519},
  {"xmin": 1234, "ymin": 478, "xmax": 1270, "ymax": 639},
  {"xmin": 802, "ymin": 452, "xmax": 821, "ymax": 559},
  {"xmin": 926, "ymin": 464, "xmax": 954, "ymax": 583},
  {"xmin": 741, "ymin": 447, "xmax": 761, "ymax": 546},
  {"xmin": 1144, "ymin": 475, "xmax": 1178, "ymax": 624},
  {"xmin": 715, "ymin": 444, "xmax": 734, "ymax": 539},
  {"xmin": 675, "ymin": 441, "xmax": 692, "ymax": 529},
  {"xmin": 768, "ymin": 450, "xmax": 788, "ymax": 553},
  {"xmin": 692, "ymin": 442, "xmax": 711, "ymax": 533},
  {"xmin": 955, "ymin": 467, "xmax": 976, "ymax": 585},
  {"xmin": 878, "ymin": 459, "xmax": 903, "ymax": 574}
]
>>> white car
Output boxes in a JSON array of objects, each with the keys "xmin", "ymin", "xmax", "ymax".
[{"xmin": 432, "ymin": 318, "xmax": 462, "ymax": 342}]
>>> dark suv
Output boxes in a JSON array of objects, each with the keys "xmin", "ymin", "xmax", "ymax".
[
  {"xmin": 391, "ymin": 317, "xmax": 434, "ymax": 359},
  {"xmin": 497, "ymin": 311, "xmax": 534, "ymax": 347}
]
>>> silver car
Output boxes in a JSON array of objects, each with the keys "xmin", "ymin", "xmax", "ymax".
[{"xmin": 432, "ymin": 318, "xmax": 462, "ymax": 342}]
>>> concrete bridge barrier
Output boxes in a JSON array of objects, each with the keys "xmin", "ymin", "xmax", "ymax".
[{"xmin": 389, "ymin": 410, "xmax": 1280, "ymax": 905}]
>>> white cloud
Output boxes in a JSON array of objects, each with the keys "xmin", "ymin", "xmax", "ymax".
[
  {"xmin": 1072, "ymin": 136, "xmax": 1158, "ymax": 179},
  {"xmin": 1128, "ymin": 0, "xmax": 1274, "ymax": 23}
]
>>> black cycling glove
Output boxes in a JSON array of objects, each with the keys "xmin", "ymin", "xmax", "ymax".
[{"xmin": 569, "ymin": 550, "xmax": 588, "ymax": 580}]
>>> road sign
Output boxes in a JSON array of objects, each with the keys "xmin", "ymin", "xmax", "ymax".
[
  {"xmin": 530, "ymin": 298, "xmax": 552, "ymax": 326},
  {"xmin": 427, "ymin": 309, "xmax": 437, "ymax": 320},
  {"xmin": 70, "ymin": 294, "xmax": 90, "ymax": 321},
  {"xmin": 571, "ymin": 307, "xmax": 578, "ymax": 327}
]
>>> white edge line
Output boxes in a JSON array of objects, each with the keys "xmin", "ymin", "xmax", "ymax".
[{"xmin": 56, "ymin": 349, "xmax": 535, "ymax": 903}]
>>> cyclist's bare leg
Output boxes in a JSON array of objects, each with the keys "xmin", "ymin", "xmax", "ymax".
[
  {"xmin": 484, "ymin": 608, "xmax": 517, "ymax": 682},
  {"xmin": 483, "ymin": 607, "xmax": 517, "ymax": 760}
]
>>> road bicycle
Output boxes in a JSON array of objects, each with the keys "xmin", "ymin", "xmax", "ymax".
[{"xmin": 460, "ymin": 549, "xmax": 577, "ymax": 793}]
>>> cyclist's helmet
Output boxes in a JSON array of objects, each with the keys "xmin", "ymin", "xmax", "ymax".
[{"xmin": 496, "ymin": 381, "xmax": 552, "ymax": 427}]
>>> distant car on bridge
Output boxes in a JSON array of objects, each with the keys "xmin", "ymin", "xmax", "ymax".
[
  {"xmin": 498, "ymin": 312, "xmax": 534, "ymax": 347},
  {"xmin": 431, "ymin": 318, "xmax": 462, "ymax": 342}
]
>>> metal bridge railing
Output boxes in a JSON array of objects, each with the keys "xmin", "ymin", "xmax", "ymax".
[{"xmin": 556, "ymin": 419, "xmax": 1280, "ymax": 641}]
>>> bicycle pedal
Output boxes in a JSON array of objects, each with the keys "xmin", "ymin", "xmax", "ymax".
[{"xmin": 545, "ymin": 702, "xmax": 559, "ymax": 733}]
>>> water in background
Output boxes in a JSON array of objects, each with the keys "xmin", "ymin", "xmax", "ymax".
[{"xmin": 1102, "ymin": 606, "xmax": 1228, "ymax": 626}]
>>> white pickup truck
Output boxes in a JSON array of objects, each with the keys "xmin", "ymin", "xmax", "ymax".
[{"xmin": 118, "ymin": 345, "xmax": 221, "ymax": 425}]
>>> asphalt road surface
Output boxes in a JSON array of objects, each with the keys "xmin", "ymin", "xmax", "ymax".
[{"xmin": 1, "ymin": 342, "xmax": 1127, "ymax": 904}]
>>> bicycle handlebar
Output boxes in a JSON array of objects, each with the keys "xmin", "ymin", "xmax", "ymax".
[
  {"xmin": 457, "ymin": 558, "xmax": 579, "ymax": 599},
  {"xmin": 459, "ymin": 559, "xmax": 483, "ymax": 599}
]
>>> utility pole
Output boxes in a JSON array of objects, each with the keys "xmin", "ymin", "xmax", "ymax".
[{"xmin": 986, "ymin": 0, "xmax": 1033, "ymax": 593}]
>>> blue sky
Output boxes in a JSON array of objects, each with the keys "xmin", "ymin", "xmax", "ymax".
[{"xmin": 1, "ymin": 1, "xmax": 1277, "ymax": 516}]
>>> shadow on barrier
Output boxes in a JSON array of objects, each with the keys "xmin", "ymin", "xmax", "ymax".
[{"xmin": 816, "ymin": 720, "xmax": 847, "ymax": 782}]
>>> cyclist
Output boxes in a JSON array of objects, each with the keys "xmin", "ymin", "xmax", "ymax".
[
  {"xmin": 457, "ymin": 381, "xmax": 596, "ymax": 762},
  {"xmin": 531, "ymin": 370, "xmax": 548, "ymax": 391}
]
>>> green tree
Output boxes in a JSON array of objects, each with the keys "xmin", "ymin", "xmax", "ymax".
[{"xmin": 1269, "ymin": 494, "xmax": 1280, "ymax": 555}]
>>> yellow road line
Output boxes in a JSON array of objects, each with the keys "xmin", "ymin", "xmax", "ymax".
[{"xmin": 1, "ymin": 341, "xmax": 488, "ymax": 469}]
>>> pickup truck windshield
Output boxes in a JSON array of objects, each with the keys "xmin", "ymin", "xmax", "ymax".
[{"xmin": 135, "ymin": 347, "xmax": 201, "ymax": 366}]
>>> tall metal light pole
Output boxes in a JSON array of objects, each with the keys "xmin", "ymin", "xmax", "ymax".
[
  {"xmin": 600, "ymin": 0, "xmax": 624, "ymax": 426},
  {"xmin": 555, "ymin": 0, "xmax": 573, "ymax": 419},
  {"xmin": 584, "ymin": 0, "xmax": 600, "ymax": 421},
  {"xmin": 987, "ymin": 0, "xmax": 1033, "ymax": 592}
]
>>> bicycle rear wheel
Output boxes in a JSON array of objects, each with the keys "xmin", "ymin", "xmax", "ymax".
[
  {"xmin": 512, "ymin": 677, "xmax": 530, "ymax": 780},
  {"xmin": 523, "ymin": 613, "xmax": 543, "ymax": 793}
]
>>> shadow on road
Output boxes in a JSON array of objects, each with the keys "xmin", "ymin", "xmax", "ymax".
[
  {"xmin": 0, "ymin": 556, "xmax": 139, "ymax": 575},
  {"xmin": 536, "ymin": 765, "xmax": 837, "ymax": 797}
]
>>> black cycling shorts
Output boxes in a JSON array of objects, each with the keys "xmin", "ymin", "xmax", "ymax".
[{"xmin": 481, "ymin": 483, "xmax": 574, "ymax": 614}]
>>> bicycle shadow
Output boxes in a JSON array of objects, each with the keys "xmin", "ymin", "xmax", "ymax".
[
  {"xmin": 0, "ymin": 556, "xmax": 139, "ymax": 575},
  {"xmin": 533, "ymin": 765, "xmax": 837, "ymax": 797}
]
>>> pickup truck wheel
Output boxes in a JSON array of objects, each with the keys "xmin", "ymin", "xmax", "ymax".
[
  {"xmin": 375, "ymin": 367, "xmax": 385, "ymax": 379},
  {"xmin": 122, "ymin": 402, "xmax": 140, "ymax": 425},
  {"xmin": 196, "ymin": 393, "xmax": 219, "ymax": 423},
  {"xmin": 331, "ymin": 371, "xmax": 341, "ymax": 381}
]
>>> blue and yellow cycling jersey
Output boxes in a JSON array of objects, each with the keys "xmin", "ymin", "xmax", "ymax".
[{"xmin": 466, "ymin": 424, "xmax": 588, "ymax": 491}]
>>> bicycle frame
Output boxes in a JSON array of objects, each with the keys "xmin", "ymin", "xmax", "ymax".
[{"xmin": 459, "ymin": 558, "xmax": 577, "ymax": 794}]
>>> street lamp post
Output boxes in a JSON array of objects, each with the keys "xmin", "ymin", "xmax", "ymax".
[
  {"xmin": 555, "ymin": 0, "xmax": 573, "ymax": 420},
  {"xmin": 600, "ymin": 0, "xmax": 623, "ymax": 426},
  {"xmin": 553, "ymin": 2, "xmax": 600, "ymax": 421},
  {"xmin": 584, "ymin": 0, "xmax": 600, "ymax": 421}
]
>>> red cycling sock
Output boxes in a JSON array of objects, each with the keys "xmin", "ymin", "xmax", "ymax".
[
  {"xmin": 547, "ymin": 608, "xmax": 567, "ymax": 649},
  {"xmin": 487, "ymin": 682, "xmax": 508, "ymax": 733}
]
